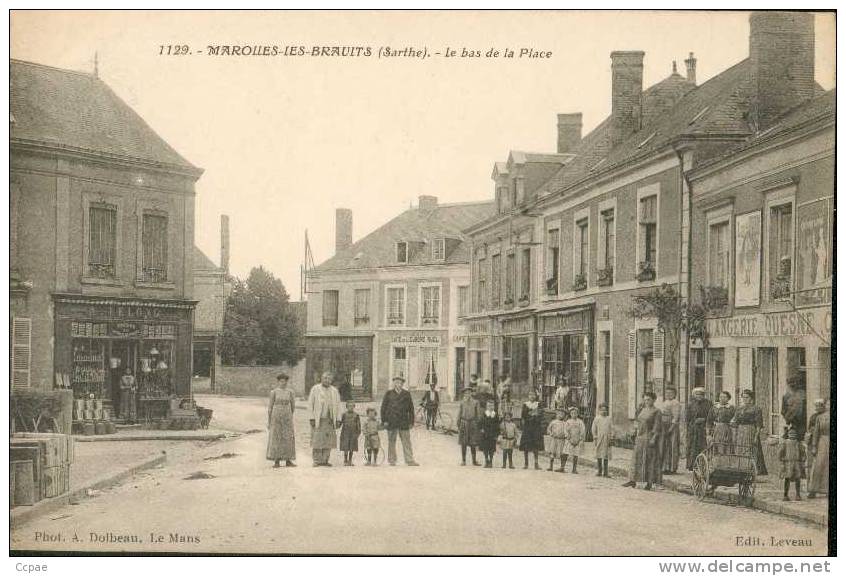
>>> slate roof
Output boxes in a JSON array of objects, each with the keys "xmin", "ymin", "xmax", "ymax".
[
  {"xmin": 10, "ymin": 59, "xmax": 200, "ymax": 173},
  {"xmin": 194, "ymin": 246, "xmax": 220, "ymax": 271},
  {"xmin": 315, "ymin": 200, "xmax": 497, "ymax": 272}
]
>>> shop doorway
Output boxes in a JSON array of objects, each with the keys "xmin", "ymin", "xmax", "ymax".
[
  {"xmin": 109, "ymin": 340, "xmax": 138, "ymax": 419},
  {"xmin": 454, "ymin": 347, "xmax": 466, "ymax": 397}
]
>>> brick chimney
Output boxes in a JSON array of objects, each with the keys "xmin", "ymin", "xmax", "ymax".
[
  {"xmin": 610, "ymin": 51, "xmax": 645, "ymax": 146},
  {"xmin": 684, "ymin": 52, "xmax": 697, "ymax": 85},
  {"xmin": 418, "ymin": 195, "xmax": 438, "ymax": 212},
  {"xmin": 557, "ymin": 113, "xmax": 583, "ymax": 154},
  {"xmin": 335, "ymin": 208, "xmax": 353, "ymax": 253},
  {"xmin": 749, "ymin": 11, "xmax": 815, "ymax": 131},
  {"xmin": 220, "ymin": 214, "xmax": 230, "ymax": 274}
]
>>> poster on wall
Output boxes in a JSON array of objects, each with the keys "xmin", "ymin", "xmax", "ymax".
[
  {"xmin": 795, "ymin": 198, "xmax": 833, "ymax": 306},
  {"xmin": 734, "ymin": 211, "xmax": 762, "ymax": 307}
]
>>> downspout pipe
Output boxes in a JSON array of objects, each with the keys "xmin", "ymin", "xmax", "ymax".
[{"xmin": 673, "ymin": 144, "xmax": 693, "ymax": 405}]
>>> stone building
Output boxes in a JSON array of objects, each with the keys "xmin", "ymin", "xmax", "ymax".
[
  {"xmin": 461, "ymin": 12, "xmax": 827, "ymax": 433},
  {"xmin": 10, "ymin": 59, "xmax": 202, "ymax": 421},
  {"xmin": 305, "ymin": 198, "xmax": 495, "ymax": 400}
]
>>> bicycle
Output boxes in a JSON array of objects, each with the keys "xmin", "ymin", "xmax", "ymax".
[{"xmin": 415, "ymin": 405, "xmax": 455, "ymax": 434}]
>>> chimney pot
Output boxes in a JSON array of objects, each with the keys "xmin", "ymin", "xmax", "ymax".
[
  {"xmin": 684, "ymin": 52, "xmax": 697, "ymax": 84},
  {"xmin": 556, "ymin": 113, "xmax": 583, "ymax": 154},
  {"xmin": 418, "ymin": 195, "xmax": 438, "ymax": 212},
  {"xmin": 610, "ymin": 50, "xmax": 645, "ymax": 146},
  {"xmin": 335, "ymin": 208, "xmax": 353, "ymax": 254},
  {"xmin": 220, "ymin": 215, "xmax": 230, "ymax": 274}
]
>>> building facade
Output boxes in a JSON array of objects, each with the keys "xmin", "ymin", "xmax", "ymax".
[
  {"xmin": 462, "ymin": 12, "xmax": 826, "ymax": 433},
  {"xmin": 10, "ymin": 60, "xmax": 203, "ymax": 421},
  {"xmin": 305, "ymin": 198, "xmax": 495, "ymax": 400}
]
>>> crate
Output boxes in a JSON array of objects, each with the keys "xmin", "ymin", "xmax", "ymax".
[
  {"xmin": 41, "ymin": 464, "xmax": 71, "ymax": 498},
  {"xmin": 14, "ymin": 433, "xmax": 74, "ymax": 465},
  {"xmin": 11, "ymin": 460, "xmax": 37, "ymax": 507},
  {"xmin": 10, "ymin": 447, "xmax": 42, "ymax": 504}
]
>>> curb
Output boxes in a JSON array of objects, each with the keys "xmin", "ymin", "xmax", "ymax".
[
  {"xmin": 11, "ymin": 452, "xmax": 168, "ymax": 529},
  {"xmin": 73, "ymin": 431, "xmax": 238, "ymax": 442}
]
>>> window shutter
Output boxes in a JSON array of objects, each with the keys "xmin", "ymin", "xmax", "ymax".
[
  {"xmin": 12, "ymin": 317, "xmax": 32, "ymax": 389},
  {"xmin": 627, "ymin": 330, "xmax": 637, "ymax": 419},
  {"xmin": 653, "ymin": 327, "xmax": 665, "ymax": 382}
]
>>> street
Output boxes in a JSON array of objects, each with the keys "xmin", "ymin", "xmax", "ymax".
[{"xmin": 11, "ymin": 395, "xmax": 828, "ymax": 555}]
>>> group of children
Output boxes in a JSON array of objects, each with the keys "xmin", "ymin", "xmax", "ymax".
[{"xmin": 338, "ymin": 402, "xmax": 382, "ymax": 465}]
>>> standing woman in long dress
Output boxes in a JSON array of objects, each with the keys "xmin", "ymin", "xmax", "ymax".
[
  {"xmin": 266, "ymin": 372, "xmax": 297, "ymax": 468},
  {"xmin": 707, "ymin": 391, "xmax": 736, "ymax": 455},
  {"xmin": 732, "ymin": 389, "xmax": 767, "ymax": 476},
  {"xmin": 807, "ymin": 399, "xmax": 829, "ymax": 498},
  {"xmin": 623, "ymin": 391, "xmax": 662, "ymax": 490}
]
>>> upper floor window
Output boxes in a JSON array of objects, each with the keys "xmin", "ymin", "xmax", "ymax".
[
  {"xmin": 768, "ymin": 202, "xmax": 793, "ymax": 301},
  {"xmin": 458, "ymin": 285, "xmax": 469, "ymax": 317},
  {"xmin": 505, "ymin": 252, "xmax": 516, "ymax": 303},
  {"xmin": 387, "ymin": 286, "xmax": 406, "ymax": 325},
  {"xmin": 520, "ymin": 248, "xmax": 531, "ymax": 300},
  {"xmin": 432, "ymin": 238, "xmax": 445, "ymax": 261},
  {"xmin": 708, "ymin": 220, "xmax": 730, "ymax": 289},
  {"xmin": 575, "ymin": 218, "xmax": 589, "ymax": 278},
  {"xmin": 546, "ymin": 229, "xmax": 560, "ymax": 295},
  {"xmin": 476, "ymin": 257, "xmax": 487, "ymax": 312},
  {"xmin": 322, "ymin": 290, "xmax": 339, "ymax": 327},
  {"xmin": 89, "ymin": 204, "xmax": 117, "ymax": 279},
  {"xmin": 491, "ymin": 254, "xmax": 502, "ymax": 307},
  {"xmin": 354, "ymin": 288, "xmax": 370, "ymax": 326},
  {"xmin": 638, "ymin": 194, "xmax": 658, "ymax": 280},
  {"xmin": 141, "ymin": 212, "xmax": 168, "ymax": 283},
  {"xmin": 600, "ymin": 208, "xmax": 615, "ymax": 271},
  {"xmin": 396, "ymin": 241, "xmax": 408, "ymax": 263},
  {"xmin": 421, "ymin": 285, "xmax": 441, "ymax": 326}
]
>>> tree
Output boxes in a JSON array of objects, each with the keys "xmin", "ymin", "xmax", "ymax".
[{"xmin": 221, "ymin": 267, "xmax": 304, "ymax": 366}]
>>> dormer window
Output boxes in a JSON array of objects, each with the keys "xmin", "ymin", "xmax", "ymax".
[
  {"xmin": 396, "ymin": 241, "xmax": 408, "ymax": 263},
  {"xmin": 432, "ymin": 238, "xmax": 446, "ymax": 261}
]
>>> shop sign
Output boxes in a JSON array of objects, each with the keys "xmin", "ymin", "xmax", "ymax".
[
  {"xmin": 465, "ymin": 319, "xmax": 488, "ymax": 335},
  {"xmin": 501, "ymin": 316, "xmax": 534, "ymax": 335},
  {"xmin": 706, "ymin": 308, "xmax": 832, "ymax": 341},
  {"xmin": 110, "ymin": 321, "xmax": 141, "ymax": 337},
  {"xmin": 541, "ymin": 310, "xmax": 588, "ymax": 334},
  {"xmin": 391, "ymin": 335, "xmax": 441, "ymax": 345},
  {"xmin": 795, "ymin": 199, "xmax": 832, "ymax": 307},
  {"xmin": 57, "ymin": 301, "xmax": 188, "ymax": 322}
]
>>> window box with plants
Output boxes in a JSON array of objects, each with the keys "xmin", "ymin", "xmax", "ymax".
[
  {"xmin": 597, "ymin": 267, "xmax": 613, "ymax": 287},
  {"xmin": 700, "ymin": 285, "xmax": 729, "ymax": 313},
  {"xmin": 573, "ymin": 273, "xmax": 587, "ymax": 291},
  {"xmin": 387, "ymin": 315, "xmax": 404, "ymax": 326},
  {"xmin": 546, "ymin": 277, "xmax": 559, "ymax": 296},
  {"xmin": 421, "ymin": 316, "xmax": 440, "ymax": 326},
  {"xmin": 518, "ymin": 294, "xmax": 530, "ymax": 307},
  {"xmin": 503, "ymin": 297, "xmax": 515, "ymax": 309},
  {"xmin": 354, "ymin": 316, "xmax": 370, "ymax": 327},
  {"xmin": 636, "ymin": 261, "xmax": 655, "ymax": 282}
]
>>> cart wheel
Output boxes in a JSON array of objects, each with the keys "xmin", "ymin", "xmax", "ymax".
[{"xmin": 692, "ymin": 454, "xmax": 709, "ymax": 501}]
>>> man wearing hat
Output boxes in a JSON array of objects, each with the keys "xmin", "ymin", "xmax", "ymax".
[
  {"xmin": 685, "ymin": 387, "xmax": 712, "ymax": 470},
  {"xmin": 380, "ymin": 376, "xmax": 419, "ymax": 466}
]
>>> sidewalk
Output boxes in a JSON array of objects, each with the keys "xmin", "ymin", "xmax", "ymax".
[
  {"xmin": 436, "ymin": 401, "xmax": 828, "ymax": 528},
  {"xmin": 73, "ymin": 426, "xmax": 239, "ymax": 442}
]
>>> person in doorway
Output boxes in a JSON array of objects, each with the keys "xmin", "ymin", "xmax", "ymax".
[
  {"xmin": 562, "ymin": 406, "xmax": 586, "ymax": 474},
  {"xmin": 308, "ymin": 371, "xmax": 342, "ymax": 467},
  {"xmin": 778, "ymin": 427, "xmax": 806, "ymax": 501},
  {"xmin": 420, "ymin": 383, "xmax": 440, "ymax": 430},
  {"xmin": 658, "ymin": 388, "xmax": 681, "ymax": 474},
  {"xmin": 807, "ymin": 399, "xmax": 829, "ymax": 499},
  {"xmin": 623, "ymin": 392, "xmax": 662, "ymax": 490},
  {"xmin": 338, "ymin": 378, "xmax": 352, "ymax": 403},
  {"xmin": 120, "ymin": 367, "xmax": 137, "ymax": 423},
  {"xmin": 499, "ymin": 410, "xmax": 518, "ymax": 469},
  {"xmin": 707, "ymin": 391, "xmax": 736, "ymax": 454},
  {"xmin": 339, "ymin": 401, "xmax": 361, "ymax": 466},
  {"xmin": 457, "ymin": 387, "xmax": 481, "ymax": 466},
  {"xmin": 591, "ymin": 403, "xmax": 613, "ymax": 477},
  {"xmin": 781, "ymin": 375, "xmax": 807, "ymax": 440},
  {"xmin": 380, "ymin": 376, "xmax": 419, "ymax": 466},
  {"xmin": 732, "ymin": 389, "xmax": 768, "ymax": 476},
  {"xmin": 266, "ymin": 372, "xmax": 296, "ymax": 468},
  {"xmin": 685, "ymin": 387, "xmax": 712, "ymax": 470},
  {"xmin": 475, "ymin": 380, "xmax": 496, "ymax": 413},
  {"xmin": 498, "ymin": 379, "xmax": 516, "ymax": 419},
  {"xmin": 363, "ymin": 408, "xmax": 382, "ymax": 466},
  {"xmin": 479, "ymin": 400, "xmax": 499, "ymax": 468},
  {"xmin": 519, "ymin": 389, "xmax": 544, "ymax": 470},
  {"xmin": 553, "ymin": 379, "xmax": 570, "ymax": 411}
]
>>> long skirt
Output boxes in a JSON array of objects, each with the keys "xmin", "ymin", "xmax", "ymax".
[
  {"xmin": 630, "ymin": 435, "xmax": 660, "ymax": 483},
  {"xmin": 686, "ymin": 424, "xmax": 707, "ymax": 470},
  {"xmin": 458, "ymin": 419, "xmax": 479, "ymax": 447},
  {"xmin": 266, "ymin": 404, "xmax": 296, "ymax": 461},
  {"xmin": 662, "ymin": 426, "xmax": 680, "ymax": 472},
  {"xmin": 711, "ymin": 422, "xmax": 733, "ymax": 454},
  {"xmin": 734, "ymin": 424, "xmax": 767, "ymax": 476},
  {"xmin": 312, "ymin": 417, "xmax": 337, "ymax": 450},
  {"xmin": 808, "ymin": 434, "xmax": 829, "ymax": 494}
]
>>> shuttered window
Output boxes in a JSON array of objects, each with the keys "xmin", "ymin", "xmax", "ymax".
[
  {"xmin": 322, "ymin": 290, "xmax": 339, "ymax": 327},
  {"xmin": 89, "ymin": 204, "xmax": 117, "ymax": 278},
  {"xmin": 142, "ymin": 212, "xmax": 168, "ymax": 283},
  {"xmin": 11, "ymin": 317, "xmax": 32, "ymax": 389}
]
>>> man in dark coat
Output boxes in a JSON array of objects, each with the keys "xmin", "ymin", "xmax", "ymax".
[
  {"xmin": 685, "ymin": 387, "xmax": 712, "ymax": 470},
  {"xmin": 420, "ymin": 383, "xmax": 440, "ymax": 430},
  {"xmin": 380, "ymin": 376, "xmax": 419, "ymax": 466},
  {"xmin": 781, "ymin": 375, "xmax": 807, "ymax": 439}
]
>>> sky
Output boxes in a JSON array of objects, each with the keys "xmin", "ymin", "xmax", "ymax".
[{"xmin": 10, "ymin": 11, "xmax": 835, "ymax": 300}]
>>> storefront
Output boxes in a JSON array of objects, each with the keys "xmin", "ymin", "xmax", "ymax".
[
  {"xmin": 498, "ymin": 313, "xmax": 535, "ymax": 399},
  {"xmin": 305, "ymin": 335, "xmax": 374, "ymax": 398},
  {"xmin": 382, "ymin": 333, "xmax": 447, "ymax": 393},
  {"xmin": 464, "ymin": 318, "xmax": 492, "ymax": 395},
  {"xmin": 538, "ymin": 306, "xmax": 594, "ymax": 422},
  {"xmin": 52, "ymin": 295, "xmax": 195, "ymax": 423}
]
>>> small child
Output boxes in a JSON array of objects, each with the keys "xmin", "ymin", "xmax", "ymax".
[
  {"xmin": 338, "ymin": 401, "xmax": 361, "ymax": 466},
  {"xmin": 479, "ymin": 401, "xmax": 499, "ymax": 468},
  {"xmin": 591, "ymin": 403, "xmax": 613, "ymax": 477},
  {"xmin": 547, "ymin": 408, "xmax": 568, "ymax": 472},
  {"xmin": 562, "ymin": 406, "xmax": 586, "ymax": 473},
  {"xmin": 778, "ymin": 427, "xmax": 806, "ymax": 501},
  {"xmin": 499, "ymin": 411, "xmax": 518, "ymax": 469},
  {"xmin": 362, "ymin": 407, "xmax": 381, "ymax": 466}
]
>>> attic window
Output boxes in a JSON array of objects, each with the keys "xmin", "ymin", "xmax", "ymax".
[
  {"xmin": 688, "ymin": 107, "xmax": 710, "ymax": 126},
  {"xmin": 637, "ymin": 131, "xmax": 657, "ymax": 149},
  {"xmin": 589, "ymin": 158, "xmax": 607, "ymax": 172},
  {"xmin": 396, "ymin": 241, "xmax": 408, "ymax": 263},
  {"xmin": 432, "ymin": 238, "xmax": 446, "ymax": 261}
]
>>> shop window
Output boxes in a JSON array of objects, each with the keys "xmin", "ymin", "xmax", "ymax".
[
  {"xmin": 768, "ymin": 202, "xmax": 793, "ymax": 300},
  {"xmin": 353, "ymin": 289, "xmax": 370, "ymax": 326},
  {"xmin": 391, "ymin": 346, "xmax": 408, "ymax": 382},
  {"xmin": 476, "ymin": 257, "xmax": 487, "ymax": 312},
  {"xmin": 638, "ymin": 195, "xmax": 658, "ymax": 281},
  {"xmin": 432, "ymin": 238, "xmax": 446, "ymax": 261},
  {"xmin": 421, "ymin": 285, "xmax": 441, "ymax": 326},
  {"xmin": 491, "ymin": 254, "xmax": 502, "ymax": 307},
  {"xmin": 546, "ymin": 229, "xmax": 560, "ymax": 295},
  {"xmin": 11, "ymin": 317, "xmax": 32, "ymax": 389},
  {"xmin": 322, "ymin": 290, "xmax": 339, "ymax": 327},
  {"xmin": 542, "ymin": 336, "xmax": 564, "ymax": 387},
  {"xmin": 71, "ymin": 338, "xmax": 106, "ymax": 399},
  {"xmin": 574, "ymin": 218, "xmax": 589, "ymax": 290},
  {"xmin": 708, "ymin": 220, "xmax": 730, "ymax": 289},
  {"xmin": 387, "ymin": 287, "xmax": 406, "ymax": 326},
  {"xmin": 569, "ymin": 335, "xmax": 586, "ymax": 386},
  {"xmin": 396, "ymin": 241, "xmax": 408, "ymax": 263},
  {"xmin": 708, "ymin": 349, "xmax": 725, "ymax": 398},
  {"xmin": 600, "ymin": 330, "xmax": 612, "ymax": 408},
  {"xmin": 599, "ymin": 209, "xmax": 615, "ymax": 285},
  {"xmin": 520, "ymin": 248, "xmax": 531, "ymax": 301},
  {"xmin": 502, "ymin": 338, "xmax": 512, "ymax": 381},
  {"xmin": 754, "ymin": 348, "xmax": 779, "ymax": 435},
  {"xmin": 510, "ymin": 337, "xmax": 529, "ymax": 383},
  {"xmin": 505, "ymin": 252, "xmax": 515, "ymax": 303},
  {"xmin": 89, "ymin": 204, "xmax": 117, "ymax": 278},
  {"xmin": 691, "ymin": 348, "xmax": 706, "ymax": 390},
  {"xmin": 457, "ymin": 285, "xmax": 469, "ymax": 317},
  {"xmin": 141, "ymin": 212, "xmax": 168, "ymax": 283}
]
